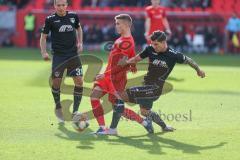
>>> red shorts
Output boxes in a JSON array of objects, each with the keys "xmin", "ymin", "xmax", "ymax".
[{"xmin": 94, "ymin": 77, "xmax": 126, "ymax": 104}]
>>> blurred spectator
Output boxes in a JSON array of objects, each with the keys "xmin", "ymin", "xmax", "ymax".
[
  {"xmin": 82, "ymin": 0, "xmax": 92, "ymax": 7},
  {"xmin": 169, "ymin": 25, "xmax": 188, "ymax": 52},
  {"xmin": 201, "ymin": 0, "xmax": 211, "ymax": 9},
  {"xmin": 81, "ymin": 0, "xmax": 211, "ymax": 8},
  {"xmin": 24, "ymin": 12, "xmax": 36, "ymax": 47},
  {"xmin": 192, "ymin": 26, "xmax": 205, "ymax": 53},
  {"xmin": 0, "ymin": 0, "xmax": 211, "ymax": 8},
  {"xmin": 185, "ymin": 25, "xmax": 195, "ymax": 52},
  {"xmin": 132, "ymin": 17, "xmax": 146, "ymax": 45},
  {"xmin": 98, "ymin": 0, "xmax": 109, "ymax": 7},
  {"xmin": 168, "ymin": 0, "xmax": 211, "ymax": 8},
  {"xmin": 83, "ymin": 24, "xmax": 105, "ymax": 44},
  {"xmin": 225, "ymin": 13, "xmax": 240, "ymax": 53},
  {"xmin": 137, "ymin": 0, "xmax": 151, "ymax": 7},
  {"xmin": 160, "ymin": 0, "xmax": 172, "ymax": 7},
  {"xmin": 82, "ymin": 18, "xmax": 146, "ymax": 46},
  {"xmin": 44, "ymin": 0, "xmax": 54, "ymax": 9},
  {"xmin": 81, "ymin": 21, "xmax": 223, "ymax": 54},
  {"xmin": 205, "ymin": 26, "xmax": 221, "ymax": 53},
  {"xmin": 0, "ymin": 0, "xmax": 30, "ymax": 8},
  {"xmin": 2, "ymin": 37, "xmax": 13, "ymax": 47}
]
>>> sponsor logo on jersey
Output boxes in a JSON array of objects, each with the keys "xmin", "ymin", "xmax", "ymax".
[
  {"xmin": 169, "ymin": 48, "xmax": 178, "ymax": 54},
  {"xmin": 70, "ymin": 18, "xmax": 75, "ymax": 24},
  {"xmin": 54, "ymin": 71, "xmax": 60, "ymax": 77},
  {"xmin": 152, "ymin": 59, "xmax": 168, "ymax": 68},
  {"xmin": 59, "ymin": 25, "xmax": 74, "ymax": 32},
  {"xmin": 54, "ymin": 20, "xmax": 60, "ymax": 23}
]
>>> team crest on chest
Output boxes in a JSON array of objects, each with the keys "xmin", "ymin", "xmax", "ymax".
[
  {"xmin": 70, "ymin": 18, "xmax": 75, "ymax": 24},
  {"xmin": 54, "ymin": 71, "xmax": 60, "ymax": 77}
]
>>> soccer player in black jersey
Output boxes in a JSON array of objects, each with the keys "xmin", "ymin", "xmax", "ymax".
[
  {"xmin": 115, "ymin": 30, "xmax": 206, "ymax": 133},
  {"xmin": 40, "ymin": 0, "xmax": 83, "ymax": 123}
]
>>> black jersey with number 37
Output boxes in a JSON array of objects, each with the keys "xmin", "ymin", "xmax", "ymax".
[
  {"xmin": 139, "ymin": 46, "xmax": 186, "ymax": 84},
  {"xmin": 42, "ymin": 11, "xmax": 80, "ymax": 55}
]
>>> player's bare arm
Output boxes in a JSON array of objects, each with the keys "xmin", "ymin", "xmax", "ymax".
[
  {"xmin": 40, "ymin": 33, "xmax": 50, "ymax": 61},
  {"xmin": 184, "ymin": 56, "xmax": 206, "ymax": 78},
  {"xmin": 118, "ymin": 55, "xmax": 142, "ymax": 66},
  {"xmin": 145, "ymin": 17, "xmax": 150, "ymax": 38},
  {"xmin": 76, "ymin": 24, "xmax": 83, "ymax": 53},
  {"xmin": 95, "ymin": 73, "xmax": 105, "ymax": 81},
  {"xmin": 162, "ymin": 17, "xmax": 171, "ymax": 35},
  {"xmin": 96, "ymin": 55, "xmax": 129, "ymax": 81}
]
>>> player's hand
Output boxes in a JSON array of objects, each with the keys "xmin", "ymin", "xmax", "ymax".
[
  {"xmin": 77, "ymin": 43, "xmax": 83, "ymax": 53},
  {"xmin": 41, "ymin": 52, "xmax": 50, "ymax": 61},
  {"xmin": 165, "ymin": 29, "xmax": 172, "ymax": 39},
  {"xmin": 95, "ymin": 74, "xmax": 105, "ymax": 81},
  {"xmin": 197, "ymin": 69, "xmax": 205, "ymax": 78},
  {"xmin": 130, "ymin": 65, "xmax": 137, "ymax": 74},
  {"xmin": 165, "ymin": 29, "xmax": 172, "ymax": 36},
  {"xmin": 118, "ymin": 56, "xmax": 128, "ymax": 66},
  {"xmin": 144, "ymin": 32, "xmax": 150, "ymax": 41}
]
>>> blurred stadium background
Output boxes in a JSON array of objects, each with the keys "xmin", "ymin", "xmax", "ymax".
[{"xmin": 0, "ymin": 0, "xmax": 240, "ymax": 54}]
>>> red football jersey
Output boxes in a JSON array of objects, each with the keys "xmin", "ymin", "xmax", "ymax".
[
  {"xmin": 145, "ymin": 6, "xmax": 167, "ymax": 35},
  {"xmin": 104, "ymin": 36, "xmax": 136, "ymax": 88}
]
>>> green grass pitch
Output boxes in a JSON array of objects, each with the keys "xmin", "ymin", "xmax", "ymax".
[{"xmin": 0, "ymin": 48, "xmax": 240, "ymax": 160}]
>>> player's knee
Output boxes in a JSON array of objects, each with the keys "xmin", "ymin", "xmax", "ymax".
[
  {"xmin": 90, "ymin": 91, "xmax": 98, "ymax": 99},
  {"xmin": 52, "ymin": 84, "xmax": 60, "ymax": 90},
  {"xmin": 52, "ymin": 78, "xmax": 61, "ymax": 89},
  {"xmin": 90, "ymin": 89, "xmax": 101, "ymax": 100},
  {"xmin": 74, "ymin": 77, "xmax": 83, "ymax": 87},
  {"xmin": 91, "ymin": 86, "xmax": 103, "ymax": 99},
  {"xmin": 118, "ymin": 91, "xmax": 129, "ymax": 102},
  {"xmin": 140, "ymin": 107, "xmax": 150, "ymax": 116}
]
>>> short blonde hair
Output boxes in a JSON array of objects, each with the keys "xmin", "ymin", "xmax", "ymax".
[{"xmin": 115, "ymin": 14, "xmax": 132, "ymax": 25}]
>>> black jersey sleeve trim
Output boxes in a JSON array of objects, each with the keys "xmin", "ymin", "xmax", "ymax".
[
  {"xmin": 139, "ymin": 46, "xmax": 150, "ymax": 59},
  {"xmin": 74, "ymin": 14, "xmax": 80, "ymax": 29},
  {"xmin": 42, "ymin": 17, "xmax": 51, "ymax": 34}
]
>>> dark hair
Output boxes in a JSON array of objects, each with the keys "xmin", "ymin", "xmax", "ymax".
[
  {"xmin": 150, "ymin": 30, "xmax": 167, "ymax": 42},
  {"xmin": 115, "ymin": 14, "xmax": 132, "ymax": 24}
]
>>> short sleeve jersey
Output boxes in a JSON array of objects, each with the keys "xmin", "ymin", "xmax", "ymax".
[{"xmin": 42, "ymin": 11, "xmax": 80, "ymax": 55}]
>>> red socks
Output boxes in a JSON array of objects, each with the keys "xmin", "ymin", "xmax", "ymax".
[
  {"xmin": 123, "ymin": 108, "xmax": 143, "ymax": 124},
  {"xmin": 91, "ymin": 99, "xmax": 143, "ymax": 126},
  {"xmin": 91, "ymin": 99, "xmax": 105, "ymax": 126}
]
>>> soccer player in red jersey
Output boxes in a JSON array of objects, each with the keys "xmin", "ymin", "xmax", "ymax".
[
  {"xmin": 145, "ymin": 0, "xmax": 171, "ymax": 43},
  {"xmin": 90, "ymin": 14, "xmax": 153, "ymax": 135}
]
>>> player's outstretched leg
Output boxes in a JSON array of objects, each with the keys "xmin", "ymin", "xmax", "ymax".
[
  {"xmin": 123, "ymin": 84, "xmax": 174, "ymax": 132},
  {"xmin": 90, "ymin": 86, "xmax": 107, "ymax": 134},
  {"xmin": 52, "ymin": 78, "xmax": 64, "ymax": 123}
]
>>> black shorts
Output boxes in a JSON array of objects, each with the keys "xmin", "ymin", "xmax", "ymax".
[
  {"xmin": 52, "ymin": 54, "xmax": 83, "ymax": 78},
  {"xmin": 126, "ymin": 85, "xmax": 163, "ymax": 110}
]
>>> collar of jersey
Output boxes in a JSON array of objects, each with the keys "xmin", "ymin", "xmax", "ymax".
[{"xmin": 55, "ymin": 11, "xmax": 68, "ymax": 18}]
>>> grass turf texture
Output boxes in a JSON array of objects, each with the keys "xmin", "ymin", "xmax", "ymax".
[{"xmin": 0, "ymin": 48, "xmax": 240, "ymax": 160}]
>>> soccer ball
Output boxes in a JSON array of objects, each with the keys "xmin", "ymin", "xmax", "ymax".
[{"xmin": 72, "ymin": 113, "xmax": 89, "ymax": 132}]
